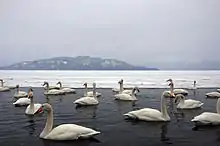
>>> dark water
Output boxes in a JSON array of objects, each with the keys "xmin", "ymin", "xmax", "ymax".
[{"xmin": 0, "ymin": 88, "xmax": 220, "ymax": 146}]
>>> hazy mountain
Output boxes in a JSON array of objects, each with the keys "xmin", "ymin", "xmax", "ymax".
[{"xmin": 0, "ymin": 56, "xmax": 158, "ymax": 70}]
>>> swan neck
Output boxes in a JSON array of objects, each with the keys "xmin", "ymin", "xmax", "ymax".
[
  {"xmin": 0, "ymin": 81, "xmax": 3, "ymax": 87},
  {"xmin": 30, "ymin": 97, "xmax": 34, "ymax": 113},
  {"xmin": 161, "ymin": 95, "xmax": 170, "ymax": 120},
  {"xmin": 170, "ymin": 83, "xmax": 174, "ymax": 94},
  {"xmin": 179, "ymin": 97, "xmax": 185, "ymax": 105},
  {"xmin": 85, "ymin": 85, "xmax": 88, "ymax": 96},
  {"xmin": 59, "ymin": 82, "xmax": 62, "ymax": 89},
  {"xmin": 119, "ymin": 83, "xmax": 123, "ymax": 93},
  {"xmin": 217, "ymin": 98, "xmax": 220, "ymax": 114},
  {"xmin": 93, "ymin": 85, "xmax": 96, "ymax": 98},
  {"xmin": 16, "ymin": 87, "xmax": 19, "ymax": 93},
  {"xmin": 40, "ymin": 109, "xmax": 53, "ymax": 138}
]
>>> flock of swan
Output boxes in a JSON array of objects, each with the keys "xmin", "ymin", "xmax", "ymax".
[{"xmin": 1, "ymin": 78, "xmax": 220, "ymax": 141}]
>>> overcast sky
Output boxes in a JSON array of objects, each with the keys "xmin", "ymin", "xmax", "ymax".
[{"xmin": 0, "ymin": 0, "xmax": 220, "ymax": 69}]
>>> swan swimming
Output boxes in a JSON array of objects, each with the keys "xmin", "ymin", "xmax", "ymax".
[
  {"xmin": 164, "ymin": 79, "xmax": 188, "ymax": 97},
  {"xmin": 25, "ymin": 88, "xmax": 43, "ymax": 115},
  {"xmin": 74, "ymin": 83, "xmax": 99, "ymax": 106},
  {"xmin": 43, "ymin": 81, "xmax": 60, "ymax": 90},
  {"xmin": 56, "ymin": 81, "xmax": 76, "ymax": 94},
  {"xmin": 39, "ymin": 103, "xmax": 100, "ymax": 140},
  {"xmin": 191, "ymin": 98, "xmax": 220, "ymax": 125},
  {"xmin": 123, "ymin": 91, "xmax": 170, "ymax": 121},
  {"xmin": 0, "ymin": 79, "xmax": 10, "ymax": 92},
  {"xmin": 43, "ymin": 81, "xmax": 65, "ymax": 96},
  {"xmin": 13, "ymin": 97, "xmax": 30, "ymax": 106},
  {"xmin": 83, "ymin": 82, "xmax": 101, "ymax": 97},
  {"xmin": 114, "ymin": 87, "xmax": 139, "ymax": 101},
  {"xmin": 174, "ymin": 94, "xmax": 203, "ymax": 109},
  {"xmin": 206, "ymin": 91, "xmax": 220, "ymax": 98},
  {"xmin": 13, "ymin": 85, "xmax": 28, "ymax": 98}
]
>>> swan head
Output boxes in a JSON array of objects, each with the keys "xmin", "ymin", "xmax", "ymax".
[
  {"xmin": 0, "ymin": 79, "xmax": 3, "ymax": 82},
  {"xmin": 41, "ymin": 103, "xmax": 52, "ymax": 112},
  {"xmin": 15, "ymin": 84, "xmax": 19, "ymax": 88},
  {"xmin": 166, "ymin": 79, "xmax": 173, "ymax": 82},
  {"xmin": 174, "ymin": 94, "xmax": 184, "ymax": 103},
  {"xmin": 27, "ymin": 88, "xmax": 34, "ymax": 98},
  {"xmin": 118, "ymin": 79, "xmax": 123, "ymax": 84},
  {"xmin": 133, "ymin": 87, "xmax": 140, "ymax": 93},
  {"xmin": 42, "ymin": 81, "xmax": 48, "ymax": 86},
  {"xmin": 93, "ymin": 82, "xmax": 96, "ymax": 88},
  {"xmin": 56, "ymin": 81, "xmax": 61, "ymax": 85},
  {"xmin": 83, "ymin": 82, "xmax": 87, "ymax": 86}
]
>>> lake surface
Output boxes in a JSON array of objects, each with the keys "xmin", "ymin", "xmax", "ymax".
[
  {"xmin": 0, "ymin": 70, "xmax": 220, "ymax": 146},
  {"xmin": 0, "ymin": 70, "xmax": 220, "ymax": 88}
]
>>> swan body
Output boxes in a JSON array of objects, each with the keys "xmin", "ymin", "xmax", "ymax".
[
  {"xmin": 56, "ymin": 81, "xmax": 76, "ymax": 94},
  {"xmin": 191, "ymin": 98, "xmax": 220, "ymax": 125},
  {"xmin": 40, "ymin": 103, "xmax": 100, "ymax": 140},
  {"xmin": 114, "ymin": 87, "xmax": 139, "ymax": 101},
  {"xmin": 124, "ymin": 91, "xmax": 170, "ymax": 122},
  {"xmin": 217, "ymin": 89, "xmax": 220, "ymax": 92},
  {"xmin": 0, "ymin": 79, "xmax": 10, "ymax": 92},
  {"xmin": 13, "ymin": 98, "xmax": 30, "ymax": 106},
  {"xmin": 74, "ymin": 83, "xmax": 99, "ymax": 106},
  {"xmin": 173, "ymin": 89, "xmax": 189, "ymax": 95},
  {"xmin": 206, "ymin": 92, "xmax": 220, "ymax": 98},
  {"xmin": 25, "ymin": 88, "xmax": 42, "ymax": 115},
  {"xmin": 115, "ymin": 79, "xmax": 139, "ymax": 95},
  {"xmin": 175, "ymin": 94, "xmax": 203, "ymax": 109}
]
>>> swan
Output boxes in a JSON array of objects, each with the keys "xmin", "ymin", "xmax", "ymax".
[
  {"xmin": 0, "ymin": 79, "xmax": 10, "ymax": 92},
  {"xmin": 123, "ymin": 91, "xmax": 170, "ymax": 121},
  {"xmin": 13, "ymin": 85, "xmax": 28, "ymax": 98},
  {"xmin": 43, "ymin": 82, "xmax": 65, "ymax": 96},
  {"xmin": 83, "ymin": 82, "xmax": 101, "ymax": 97},
  {"xmin": 165, "ymin": 79, "xmax": 188, "ymax": 96},
  {"xmin": 43, "ymin": 81, "xmax": 60, "ymax": 90},
  {"xmin": 206, "ymin": 91, "xmax": 220, "ymax": 98},
  {"xmin": 56, "ymin": 81, "xmax": 76, "ymax": 94},
  {"xmin": 192, "ymin": 81, "xmax": 197, "ymax": 90},
  {"xmin": 191, "ymin": 98, "xmax": 220, "ymax": 125},
  {"xmin": 112, "ymin": 79, "xmax": 138, "ymax": 95},
  {"xmin": 217, "ymin": 89, "xmax": 220, "ymax": 92},
  {"xmin": 40, "ymin": 103, "xmax": 100, "ymax": 140},
  {"xmin": 13, "ymin": 97, "xmax": 30, "ymax": 106},
  {"xmin": 74, "ymin": 83, "xmax": 99, "ymax": 106},
  {"xmin": 114, "ymin": 87, "xmax": 139, "ymax": 101},
  {"xmin": 174, "ymin": 94, "xmax": 203, "ymax": 109},
  {"xmin": 25, "ymin": 88, "xmax": 43, "ymax": 115}
]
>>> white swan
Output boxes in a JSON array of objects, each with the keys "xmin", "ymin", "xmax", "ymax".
[
  {"xmin": 206, "ymin": 91, "xmax": 220, "ymax": 98},
  {"xmin": 114, "ymin": 87, "xmax": 139, "ymax": 101},
  {"xmin": 25, "ymin": 88, "xmax": 42, "ymax": 115},
  {"xmin": 56, "ymin": 81, "xmax": 76, "ymax": 94},
  {"xmin": 13, "ymin": 97, "xmax": 30, "ymax": 106},
  {"xmin": 123, "ymin": 91, "xmax": 170, "ymax": 121},
  {"xmin": 13, "ymin": 85, "xmax": 28, "ymax": 98},
  {"xmin": 74, "ymin": 83, "xmax": 99, "ymax": 106},
  {"xmin": 43, "ymin": 82, "xmax": 65, "ymax": 96},
  {"xmin": 0, "ymin": 79, "xmax": 10, "ymax": 92},
  {"xmin": 83, "ymin": 82, "xmax": 101, "ymax": 97},
  {"xmin": 165, "ymin": 79, "xmax": 188, "ymax": 97},
  {"xmin": 174, "ymin": 94, "xmax": 203, "ymax": 109},
  {"xmin": 217, "ymin": 89, "xmax": 220, "ymax": 92},
  {"xmin": 191, "ymin": 98, "xmax": 220, "ymax": 125},
  {"xmin": 40, "ymin": 103, "xmax": 100, "ymax": 140}
]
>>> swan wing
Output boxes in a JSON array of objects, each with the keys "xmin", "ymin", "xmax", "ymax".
[
  {"xmin": 13, "ymin": 98, "xmax": 30, "ymax": 105},
  {"xmin": 114, "ymin": 93, "xmax": 135, "ymax": 101},
  {"xmin": 192, "ymin": 112, "xmax": 220, "ymax": 125},
  {"xmin": 124, "ymin": 108, "xmax": 165, "ymax": 121},
  {"xmin": 122, "ymin": 90, "xmax": 132, "ymax": 94},
  {"xmin": 62, "ymin": 88, "xmax": 76, "ymax": 93},
  {"xmin": 182, "ymin": 99, "xmax": 204, "ymax": 109},
  {"xmin": 74, "ymin": 97, "xmax": 98, "ymax": 105},
  {"xmin": 206, "ymin": 92, "xmax": 220, "ymax": 98},
  {"xmin": 45, "ymin": 124, "xmax": 100, "ymax": 140},
  {"xmin": 174, "ymin": 89, "xmax": 189, "ymax": 95},
  {"xmin": 86, "ymin": 91, "xmax": 101, "ymax": 97}
]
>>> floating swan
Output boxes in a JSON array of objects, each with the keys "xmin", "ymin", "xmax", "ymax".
[
  {"xmin": 56, "ymin": 81, "xmax": 76, "ymax": 94},
  {"xmin": 0, "ymin": 79, "xmax": 10, "ymax": 92},
  {"xmin": 191, "ymin": 98, "xmax": 220, "ymax": 125},
  {"xmin": 13, "ymin": 97, "xmax": 30, "ymax": 106},
  {"xmin": 13, "ymin": 85, "xmax": 28, "ymax": 98},
  {"xmin": 43, "ymin": 81, "xmax": 60, "ymax": 90},
  {"xmin": 43, "ymin": 82, "xmax": 65, "ymax": 96},
  {"xmin": 25, "ymin": 88, "xmax": 43, "ymax": 115},
  {"xmin": 164, "ymin": 79, "xmax": 188, "ymax": 98},
  {"xmin": 217, "ymin": 89, "xmax": 220, "ymax": 92},
  {"xmin": 112, "ymin": 79, "xmax": 138, "ymax": 95},
  {"xmin": 206, "ymin": 91, "xmax": 220, "ymax": 98},
  {"xmin": 123, "ymin": 91, "xmax": 170, "ymax": 121},
  {"xmin": 40, "ymin": 103, "xmax": 100, "ymax": 140},
  {"xmin": 74, "ymin": 83, "xmax": 99, "ymax": 106},
  {"xmin": 114, "ymin": 87, "xmax": 139, "ymax": 101},
  {"xmin": 174, "ymin": 94, "xmax": 203, "ymax": 109},
  {"xmin": 83, "ymin": 82, "xmax": 101, "ymax": 97}
]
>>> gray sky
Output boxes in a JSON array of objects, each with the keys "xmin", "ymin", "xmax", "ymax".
[{"xmin": 0, "ymin": 0, "xmax": 220, "ymax": 69}]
